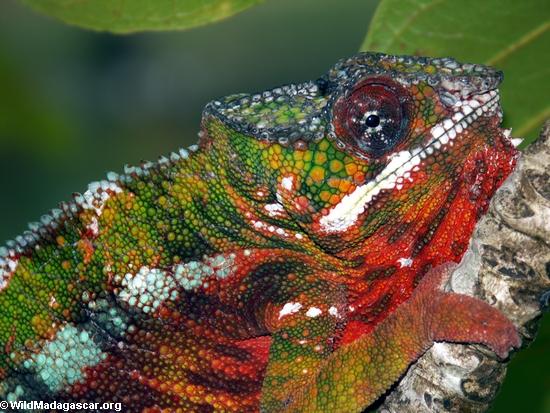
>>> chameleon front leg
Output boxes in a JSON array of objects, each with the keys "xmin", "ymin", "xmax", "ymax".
[
  {"xmin": 259, "ymin": 280, "xmax": 347, "ymax": 412},
  {"xmin": 281, "ymin": 264, "xmax": 521, "ymax": 413}
]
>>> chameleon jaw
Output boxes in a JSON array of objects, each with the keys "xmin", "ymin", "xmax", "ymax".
[
  {"xmin": 427, "ymin": 89, "xmax": 501, "ymax": 151},
  {"xmin": 319, "ymin": 90, "xmax": 504, "ymax": 233}
]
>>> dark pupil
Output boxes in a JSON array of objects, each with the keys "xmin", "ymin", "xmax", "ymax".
[
  {"xmin": 365, "ymin": 114, "xmax": 380, "ymax": 128},
  {"xmin": 333, "ymin": 81, "xmax": 406, "ymax": 158}
]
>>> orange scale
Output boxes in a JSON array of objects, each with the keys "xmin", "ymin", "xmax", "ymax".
[
  {"xmin": 158, "ymin": 382, "xmax": 171, "ymax": 393},
  {"xmin": 314, "ymin": 151, "xmax": 328, "ymax": 165},
  {"xmin": 345, "ymin": 162, "xmax": 358, "ymax": 175},
  {"xmin": 353, "ymin": 171, "xmax": 366, "ymax": 183},
  {"xmin": 319, "ymin": 191, "xmax": 331, "ymax": 202},
  {"xmin": 327, "ymin": 177, "xmax": 341, "ymax": 189},
  {"xmin": 329, "ymin": 194, "xmax": 342, "ymax": 205},
  {"xmin": 338, "ymin": 179, "xmax": 352, "ymax": 193}
]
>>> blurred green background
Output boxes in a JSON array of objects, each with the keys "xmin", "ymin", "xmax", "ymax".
[{"xmin": 0, "ymin": 1, "xmax": 547, "ymax": 412}]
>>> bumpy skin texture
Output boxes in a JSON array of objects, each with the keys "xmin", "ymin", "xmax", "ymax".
[{"xmin": 0, "ymin": 53, "xmax": 520, "ymax": 412}]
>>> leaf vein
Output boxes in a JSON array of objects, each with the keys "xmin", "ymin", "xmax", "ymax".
[
  {"xmin": 381, "ymin": 0, "xmax": 446, "ymax": 50},
  {"xmin": 485, "ymin": 21, "xmax": 549, "ymax": 65}
]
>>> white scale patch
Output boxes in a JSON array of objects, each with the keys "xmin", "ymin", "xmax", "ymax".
[
  {"xmin": 503, "ymin": 129, "xmax": 522, "ymax": 147},
  {"xmin": 320, "ymin": 90, "xmax": 502, "ymax": 233},
  {"xmin": 116, "ymin": 254, "xmax": 237, "ymax": 312},
  {"xmin": 305, "ymin": 307, "xmax": 322, "ymax": 318},
  {"xmin": 118, "ymin": 266, "xmax": 176, "ymax": 314},
  {"xmin": 0, "ymin": 249, "xmax": 18, "ymax": 292},
  {"xmin": 74, "ymin": 180, "xmax": 123, "ymax": 217},
  {"xmin": 264, "ymin": 202, "xmax": 285, "ymax": 217},
  {"xmin": 251, "ymin": 219, "xmax": 290, "ymax": 237},
  {"xmin": 397, "ymin": 257, "xmax": 413, "ymax": 268},
  {"xmin": 88, "ymin": 216, "xmax": 100, "ymax": 237},
  {"xmin": 279, "ymin": 302, "xmax": 302, "ymax": 319},
  {"xmin": 174, "ymin": 253, "xmax": 237, "ymax": 291},
  {"xmin": 281, "ymin": 176, "xmax": 294, "ymax": 191}
]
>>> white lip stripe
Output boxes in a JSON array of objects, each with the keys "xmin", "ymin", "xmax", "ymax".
[
  {"xmin": 320, "ymin": 92, "xmax": 501, "ymax": 233},
  {"xmin": 320, "ymin": 149, "xmax": 422, "ymax": 232}
]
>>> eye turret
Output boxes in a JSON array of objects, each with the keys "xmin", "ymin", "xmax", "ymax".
[{"xmin": 332, "ymin": 78, "xmax": 411, "ymax": 158}]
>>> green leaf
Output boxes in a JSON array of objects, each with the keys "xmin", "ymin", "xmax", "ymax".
[
  {"xmin": 361, "ymin": 0, "xmax": 549, "ymax": 145},
  {"xmin": 19, "ymin": 0, "xmax": 263, "ymax": 33}
]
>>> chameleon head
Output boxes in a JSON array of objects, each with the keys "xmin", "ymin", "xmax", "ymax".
[{"xmin": 203, "ymin": 52, "xmax": 518, "ymax": 261}]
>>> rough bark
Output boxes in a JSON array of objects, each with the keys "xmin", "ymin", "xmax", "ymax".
[{"xmin": 377, "ymin": 122, "xmax": 550, "ymax": 413}]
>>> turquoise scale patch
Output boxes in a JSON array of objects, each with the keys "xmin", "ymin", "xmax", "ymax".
[
  {"xmin": 22, "ymin": 324, "xmax": 106, "ymax": 392},
  {"xmin": 174, "ymin": 253, "xmax": 236, "ymax": 291}
]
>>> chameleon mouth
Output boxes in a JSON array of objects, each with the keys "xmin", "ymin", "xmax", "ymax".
[
  {"xmin": 319, "ymin": 90, "xmax": 507, "ymax": 233},
  {"xmin": 426, "ymin": 89, "xmax": 501, "ymax": 151}
]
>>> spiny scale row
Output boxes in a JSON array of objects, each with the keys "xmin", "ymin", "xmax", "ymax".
[
  {"xmin": 330, "ymin": 53, "xmax": 499, "ymax": 81},
  {"xmin": 0, "ymin": 145, "xmax": 199, "ymax": 257},
  {"xmin": 327, "ymin": 53, "xmax": 502, "ymax": 98}
]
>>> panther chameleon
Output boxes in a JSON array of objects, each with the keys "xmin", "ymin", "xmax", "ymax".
[{"xmin": 0, "ymin": 52, "xmax": 521, "ymax": 412}]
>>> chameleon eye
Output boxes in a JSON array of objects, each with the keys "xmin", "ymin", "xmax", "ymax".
[{"xmin": 333, "ymin": 78, "xmax": 410, "ymax": 158}]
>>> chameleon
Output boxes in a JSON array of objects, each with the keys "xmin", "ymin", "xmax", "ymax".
[{"xmin": 0, "ymin": 52, "xmax": 521, "ymax": 412}]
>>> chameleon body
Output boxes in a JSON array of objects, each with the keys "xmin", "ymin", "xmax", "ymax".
[{"xmin": 0, "ymin": 53, "xmax": 520, "ymax": 412}]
